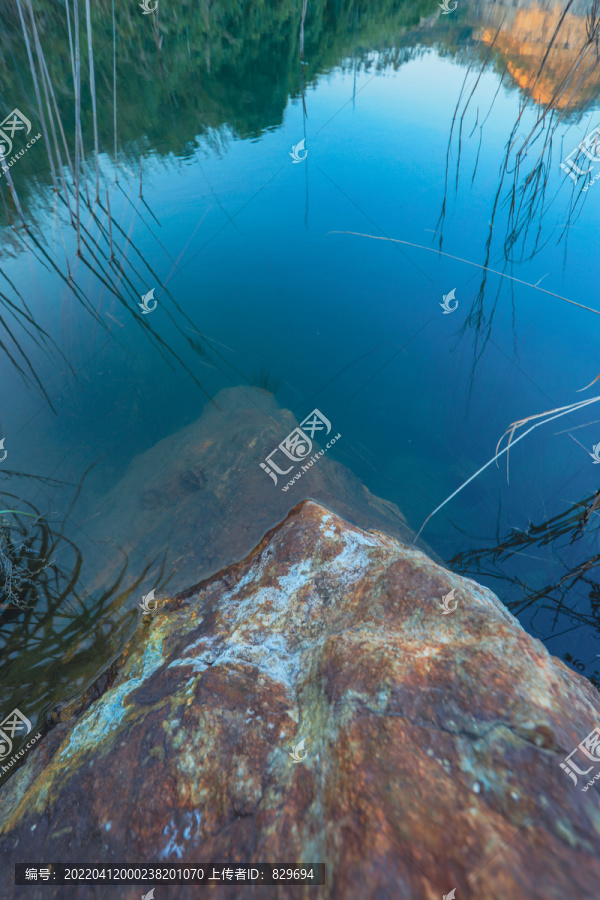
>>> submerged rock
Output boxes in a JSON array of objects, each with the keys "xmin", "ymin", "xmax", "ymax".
[
  {"xmin": 1, "ymin": 501, "xmax": 600, "ymax": 899},
  {"xmin": 81, "ymin": 385, "xmax": 426, "ymax": 596}
]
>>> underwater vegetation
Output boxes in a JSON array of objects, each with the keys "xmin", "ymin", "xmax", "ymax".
[{"xmin": 0, "ymin": 473, "xmax": 168, "ymax": 755}]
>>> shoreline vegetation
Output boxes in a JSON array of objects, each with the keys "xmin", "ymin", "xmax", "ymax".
[{"xmin": 0, "ymin": 0, "xmax": 599, "ymax": 223}]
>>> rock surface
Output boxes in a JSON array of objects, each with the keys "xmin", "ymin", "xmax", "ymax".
[
  {"xmin": 3, "ymin": 384, "xmax": 438, "ymax": 761},
  {"xmin": 2, "ymin": 501, "xmax": 600, "ymax": 899}
]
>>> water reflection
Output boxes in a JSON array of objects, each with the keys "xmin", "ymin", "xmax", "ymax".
[
  {"xmin": 475, "ymin": 0, "xmax": 600, "ymax": 110},
  {"xmin": 449, "ymin": 487, "xmax": 600, "ymax": 686},
  {"xmin": 1, "ymin": 0, "xmax": 595, "ymax": 209},
  {"xmin": 436, "ymin": 0, "xmax": 600, "ymax": 372},
  {"xmin": 2, "ymin": 0, "xmax": 600, "ymax": 767}
]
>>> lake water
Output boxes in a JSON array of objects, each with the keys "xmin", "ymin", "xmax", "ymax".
[{"xmin": 2, "ymin": 0, "xmax": 600, "ymax": 734}]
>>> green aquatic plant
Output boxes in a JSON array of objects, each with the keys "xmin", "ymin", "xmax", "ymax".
[
  {"xmin": 0, "ymin": 503, "xmax": 57, "ymax": 611},
  {"xmin": 0, "ymin": 483, "xmax": 169, "ymax": 752}
]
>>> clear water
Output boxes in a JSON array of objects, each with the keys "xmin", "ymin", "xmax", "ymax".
[{"xmin": 2, "ymin": 0, "xmax": 600, "ymax": 733}]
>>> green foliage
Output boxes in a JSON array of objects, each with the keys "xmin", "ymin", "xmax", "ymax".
[
  {"xmin": 0, "ymin": 0, "xmax": 435, "ymax": 183},
  {"xmin": 0, "ymin": 506, "xmax": 51, "ymax": 610}
]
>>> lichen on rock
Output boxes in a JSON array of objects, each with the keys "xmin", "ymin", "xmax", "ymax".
[{"xmin": 1, "ymin": 500, "xmax": 600, "ymax": 899}]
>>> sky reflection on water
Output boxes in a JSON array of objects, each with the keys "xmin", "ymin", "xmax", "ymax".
[{"xmin": 2, "ymin": 0, "xmax": 600, "ymax": 727}]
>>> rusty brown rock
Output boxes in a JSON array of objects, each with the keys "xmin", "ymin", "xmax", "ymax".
[{"xmin": 1, "ymin": 501, "xmax": 600, "ymax": 899}]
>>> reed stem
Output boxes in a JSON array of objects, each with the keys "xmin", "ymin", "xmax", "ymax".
[
  {"xmin": 38, "ymin": 45, "xmax": 74, "ymax": 183},
  {"xmin": 85, "ymin": 0, "xmax": 100, "ymax": 203},
  {"xmin": 0, "ymin": 157, "xmax": 28, "ymax": 233},
  {"xmin": 15, "ymin": 0, "xmax": 58, "ymax": 192},
  {"xmin": 65, "ymin": 0, "xmax": 76, "ymax": 85},
  {"xmin": 27, "ymin": 0, "xmax": 72, "ymax": 220},
  {"xmin": 73, "ymin": 0, "xmax": 81, "ymax": 254},
  {"xmin": 112, "ymin": 0, "xmax": 118, "ymax": 183},
  {"xmin": 106, "ymin": 190, "xmax": 114, "ymax": 261}
]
